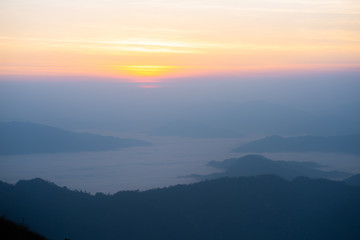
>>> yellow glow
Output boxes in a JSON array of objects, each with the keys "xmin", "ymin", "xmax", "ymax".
[
  {"xmin": 97, "ymin": 40, "xmax": 195, "ymax": 48},
  {"xmin": 0, "ymin": 0, "xmax": 360, "ymax": 81},
  {"xmin": 113, "ymin": 65, "xmax": 180, "ymax": 79}
]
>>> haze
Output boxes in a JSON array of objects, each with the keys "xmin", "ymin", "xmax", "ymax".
[
  {"xmin": 1, "ymin": 1, "xmax": 360, "ymax": 239},
  {"xmin": 1, "ymin": 71, "xmax": 359, "ymax": 192}
]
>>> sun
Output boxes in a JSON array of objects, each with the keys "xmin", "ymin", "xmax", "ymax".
[{"xmin": 113, "ymin": 65, "xmax": 179, "ymax": 79}]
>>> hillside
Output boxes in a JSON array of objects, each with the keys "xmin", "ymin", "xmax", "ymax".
[
  {"xmin": 0, "ymin": 176, "xmax": 359, "ymax": 240},
  {"xmin": 0, "ymin": 217, "xmax": 48, "ymax": 240},
  {"xmin": 0, "ymin": 122, "xmax": 150, "ymax": 155}
]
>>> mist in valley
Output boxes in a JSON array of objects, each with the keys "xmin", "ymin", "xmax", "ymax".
[
  {"xmin": 1, "ymin": 72, "xmax": 359, "ymax": 193},
  {"xmin": 2, "ymin": 0, "xmax": 360, "ymax": 239}
]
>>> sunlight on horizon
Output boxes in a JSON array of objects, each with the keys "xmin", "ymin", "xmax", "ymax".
[
  {"xmin": 113, "ymin": 65, "xmax": 180, "ymax": 80},
  {"xmin": 0, "ymin": 0, "xmax": 359, "ymax": 80}
]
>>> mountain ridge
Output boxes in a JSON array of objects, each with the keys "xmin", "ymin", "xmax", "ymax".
[
  {"xmin": 1, "ymin": 175, "xmax": 359, "ymax": 240},
  {"xmin": 0, "ymin": 121, "xmax": 151, "ymax": 155}
]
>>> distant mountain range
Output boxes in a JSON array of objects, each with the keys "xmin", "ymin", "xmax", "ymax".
[
  {"xmin": 233, "ymin": 135, "xmax": 360, "ymax": 154},
  {"xmin": 150, "ymin": 101, "xmax": 310, "ymax": 138},
  {"xmin": 0, "ymin": 176, "xmax": 359, "ymax": 240},
  {"xmin": 0, "ymin": 122, "xmax": 150, "ymax": 155},
  {"xmin": 189, "ymin": 155, "xmax": 351, "ymax": 180},
  {"xmin": 150, "ymin": 101, "xmax": 360, "ymax": 138}
]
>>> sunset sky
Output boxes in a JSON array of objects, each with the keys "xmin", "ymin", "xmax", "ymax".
[{"xmin": 1, "ymin": 0, "xmax": 360, "ymax": 81}]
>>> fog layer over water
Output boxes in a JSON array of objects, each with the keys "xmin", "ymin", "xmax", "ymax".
[
  {"xmin": 0, "ymin": 72, "xmax": 359, "ymax": 193},
  {"xmin": 0, "ymin": 134, "xmax": 359, "ymax": 194},
  {"xmin": 0, "ymin": 135, "xmax": 241, "ymax": 193}
]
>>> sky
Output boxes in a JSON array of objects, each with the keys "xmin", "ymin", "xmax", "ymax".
[
  {"xmin": 1, "ymin": 0, "xmax": 360, "ymax": 193},
  {"xmin": 1, "ymin": 0, "xmax": 360, "ymax": 82}
]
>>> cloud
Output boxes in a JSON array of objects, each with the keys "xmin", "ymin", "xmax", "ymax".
[
  {"xmin": 0, "ymin": 37, "xmax": 202, "ymax": 54},
  {"xmin": 151, "ymin": 0, "xmax": 360, "ymax": 15}
]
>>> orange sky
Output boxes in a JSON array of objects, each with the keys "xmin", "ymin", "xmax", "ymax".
[{"xmin": 1, "ymin": 0, "xmax": 360, "ymax": 82}]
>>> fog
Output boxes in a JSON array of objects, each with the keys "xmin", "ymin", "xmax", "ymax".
[
  {"xmin": 0, "ymin": 71, "xmax": 360, "ymax": 192},
  {"xmin": 0, "ymin": 136, "xmax": 238, "ymax": 193},
  {"xmin": 1, "ymin": 71, "xmax": 359, "ymax": 134},
  {"xmin": 0, "ymin": 134, "xmax": 359, "ymax": 194}
]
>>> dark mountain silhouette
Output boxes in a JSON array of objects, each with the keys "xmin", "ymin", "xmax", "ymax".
[
  {"xmin": 345, "ymin": 174, "xmax": 360, "ymax": 186},
  {"xmin": 1, "ymin": 176, "xmax": 359, "ymax": 240},
  {"xmin": 0, "ymin": 216, "xmax": 48, "ymax": 240},
  {"xmin": 189, "ymin": 155, "xmax": 350, "ymax": 180},
  {"xmin": 233, "ymin": 135, "xmax": 360, "ymax": 154},
  {"xmin": 0, "ymin": 122, "xmax": 150, "ymax": 155}
]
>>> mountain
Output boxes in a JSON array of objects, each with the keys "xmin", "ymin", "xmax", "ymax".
[
  {"xmin": 189, "ymin": 155, "xmax": 350, "ymax": 180},
  {"xmin": 0, "ymin": 176, "xmax": 359, "ymax": 240},
  {"xmin": 0, "ymin": 122, "xmax": 150, "ymax": 155},
  {"xmin": 233, "ymin": 135, "xmax": 360, "ymax": 154},
  {"xmin": 345, "ymin": 174, "xmax": 360, "ymax": 186},
  {"xmin": 0, "ymin": 216, "xmax": 48, "ymax": 240}
]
